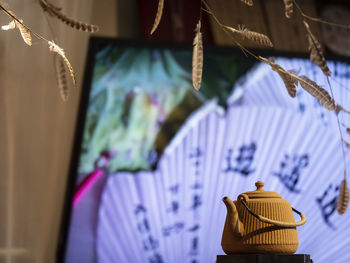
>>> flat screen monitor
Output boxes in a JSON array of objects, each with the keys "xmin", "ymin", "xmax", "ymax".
[{"xmin": 57, "ymin": 37, "xmax": 350, "ymax": 263}]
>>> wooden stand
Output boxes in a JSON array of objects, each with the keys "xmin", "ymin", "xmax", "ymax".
[{"xmin": 216, "ymin": 254, "xmax": 312, "ymax": 263}]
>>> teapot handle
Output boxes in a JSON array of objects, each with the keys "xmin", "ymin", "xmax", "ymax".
[{"xmin": 239, "ymin": 195, "xmax": 306, "ymax": 227}]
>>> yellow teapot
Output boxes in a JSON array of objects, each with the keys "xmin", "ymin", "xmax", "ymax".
[{"xmin": 221, "ymin": 181, "xmax": 306, "ymax": 254}]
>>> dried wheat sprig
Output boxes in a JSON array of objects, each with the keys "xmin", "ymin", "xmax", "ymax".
[
  {"xmin": 224, "ymin": 25, "xmax": 273, "ymax": 47},
  {"xmin": 39, "ymin": 0, "xmax": 99, "ymax": 32},
  {"xmin": 201, "ymin": 1, "xmax": 251, "ymax": 57},
  {"xmin": 1, "ymin": 11, "xmax": 32, "ymax": 46},
  {"xmin": 283, "ymin": 0, "xmax": 293, "ymax": 18},
  {"xmin": 202, "ymin": 0, "xmax": 338, "ymax": 113},
  {"xmin": 258, "ymin": 56, "xmax": 334, "ymax": 107},
  {"xmin": 337, "ymin": 178, "xmax": 349, "ymax": 215},
  {"xmin": 150, "ymin": 0, "xmax": 164, "ymax": 35},
  {"xmin": 0, "ymin": 4, "xmax": 46, "ymax": 41},
  {"xmin": 54, "ymin": 54, "xmax": 69, "ymax": 101},
  {"xmin": 260, "ymin": 56, "xmax": 336, "ymax": 111},
  {"xmin": 0, "ymin": 4, "xmax": 77, "ymax": 90},
  {"xmin": 192, "ymin": 20, "xmax": 203, "ymax": 91},
  {"xmin": 303, "ymin": 20, "xmax": 330, "ymax": 76},
  {"xmin": 48, "ymin": 41, "xmax": 76, "ymax": 88},
  {"xmin": 240, "ymin": 0, "xmax": 253, "ymax": 6}
]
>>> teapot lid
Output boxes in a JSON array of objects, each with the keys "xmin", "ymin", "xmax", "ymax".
[{"xmin": 241, "ymin": 181, "xmax": 281, "ymax": 199}]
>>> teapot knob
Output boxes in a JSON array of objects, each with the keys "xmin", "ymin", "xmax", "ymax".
[{"xmin": 255, "ymin": 181, "xmax": 264, "ymax": 191}]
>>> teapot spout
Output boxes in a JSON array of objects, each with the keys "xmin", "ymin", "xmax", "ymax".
[{"xmin": 223, "ymin": 196, "xmax": 244, "ymax": 237}]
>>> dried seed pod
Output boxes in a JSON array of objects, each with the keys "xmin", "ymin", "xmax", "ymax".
[
  {"xmin": 259, "ymin": 56, "xmax": 297, "ymax": 98},
  {"xmin": 54, "ymin": 54, "xmax": 69, "ymax": 101},
  {"xmin": 337, "ymin": 178, "xmax": 349, "ymax": 215},
  {"xmin": 192, "ymin": 21, "xmax": 203, "ymax": 91},
  {"xmin": 150, "ymin": 0, "xmax": 164, "ymax": 35},
  {"xmin": 48, "ymin": 41, "xmax": 76, "ymax": 88},
  {"xmin": 14, "ymin": 20, "xmax": 32, "ymax": 46},
  {"xmin": 225, "ymin": 25, "xmax": 273, "ymax": 47},
  {"xmin": 303, "ymin": 20, "xmax": 330, "ymax": 76},
  {"xmin": 39, "ymin": 0, "xmax": 98, "ymax": 32},
  {"xmin": 283, "ymin": 0, "xmax": 293, "ymax": 18},
  {"xmin": 299, "ymin": 75, "xmax": 335, "ymax": 111},
  {"xmin": 277, "ymin": 69, "xmax": 298, "ymax": 98},
  {"xmin": 240, "ymin": 0, "xmax": 253, "ymax": 6}
]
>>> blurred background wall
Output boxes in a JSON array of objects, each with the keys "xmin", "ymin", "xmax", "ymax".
[{"xmin": 0, "ymin": 1, "xmax": 120, "ymax": 262}]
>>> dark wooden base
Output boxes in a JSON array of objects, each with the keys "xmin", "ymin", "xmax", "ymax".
[{"xmin": 216, "ymin": 254, "xmax": 312, "ymax": 263}]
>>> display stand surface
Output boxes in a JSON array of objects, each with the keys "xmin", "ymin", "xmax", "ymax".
[{"xmin": 216, "ymin": 254, "xmax": 312, "ymax": 263}]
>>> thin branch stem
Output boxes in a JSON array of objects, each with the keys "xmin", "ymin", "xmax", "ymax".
[
  {"xmin": 327, "ymin": 77, "xmax": 348, "ymax": 179},
  {"xmin": 293, "ymin": 0, "xmax": 350, "ymax": 29}
]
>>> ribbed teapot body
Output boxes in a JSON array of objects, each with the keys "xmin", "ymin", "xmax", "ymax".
[{"xmin": 221, "ymin": 199, "xmax": 299, "ymax": 254}]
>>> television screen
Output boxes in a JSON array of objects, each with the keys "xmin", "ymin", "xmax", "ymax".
[{"xmin": 58, "ymin": 37, "xmax": 350, "ymax": 263}]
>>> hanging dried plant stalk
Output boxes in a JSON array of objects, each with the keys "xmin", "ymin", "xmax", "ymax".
[
  {"xmin": 259, "ymin": 57, "xmax": 297, "ymax": 98},
  {"xmin": 303, "ymin": 20, "xmax": 330, "ymax": 76},
  {"xmin": 240, "ymin": 0, "xmax": 253, "ymax": 6},
  {"xmin": 337, "ymin": 178, "xmax": 349, "ymax": 214},
  {"xmin": 150, "ymin": 0, "xmax": 164, "ymax": 35},
  {"xmin": 39, "ymin": 0, "xmax": 98, "ymax": 32},
  {"xmin": 1, "ymin": 11, "xmax": 32, "ymax": 46},
  {"xmin": 283, "ymin": 0, "xmax": 293, "ymax": 18},
  {"xmin": 48, "ymin": 41, "xmax": 76, "ymax": 88},
  {"xmin": 192, "ymin": 20, "xmax": 203, "ymax": 91},
  {"xmin": 224, "ymin": 25, "xmax": 273, "ymax": 47},
  {"xmin": 299, "ymin": 75, "xmax": 335, "ymax": 110},
  {"xmin": 54, "ymin": 54, "xmax": 69, "ymax": 101}
]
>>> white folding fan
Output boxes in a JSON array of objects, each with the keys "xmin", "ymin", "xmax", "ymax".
[
  {"xmin": 232, "ymin": 57, "xmax": 350, "ymax": 177},
  {"xmin": 96, "ymin": 101, "xmax": 348, "ymax": 263}
]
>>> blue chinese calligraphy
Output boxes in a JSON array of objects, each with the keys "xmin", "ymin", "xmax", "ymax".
[
  {"xmin": 189, "ymin": 237, "xmax": 199, "ymax": 256},
  {"xmin": 273, "ymin": 154, "xmax": 309, "ymax": 193},
  {"xmin": 166, "ymin": 184, "xmax": 180, "ymax": 215},
  {"xmin": 163, "ymin": 184, "xmax": 182, "ymax": 237},
  {"xmin": 297, "ymin": 91, "xmax": 306, "ymax": 114},
  {"xmin": 224, "ymin": 142, "xmax": 257, "ymax": 177},
  {"xmin": 162, "ymin": 222, "xmax": 184, "ymax": 237},
  {"xmin": 149, "ymin": 253, "xmax": 163, "ymax": 263},
  {"xmin": 187, "ymin": 147, "xmax": 203, "ymax": 262},
  {"xmin": 316, "ymin": 183, "xmax": 339, "ymax": 229},
  {"xmin": 134, "ymin": 204, "xmax": 164, "ymax": 263}
]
